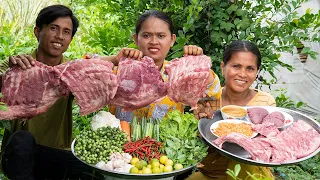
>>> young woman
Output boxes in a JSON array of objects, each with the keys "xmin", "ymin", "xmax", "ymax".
[
  {"xmin": 191, "ymin": 40, "xmax": 276, "ymax": 180},
  {"xmin": 101, "ymin": 10, "xmax": 222, "ymax": 121}
]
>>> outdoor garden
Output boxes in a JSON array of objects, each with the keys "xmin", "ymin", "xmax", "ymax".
[{"xmin": 0, "ymin": 0, "xmax": 319, "ymax": 179}]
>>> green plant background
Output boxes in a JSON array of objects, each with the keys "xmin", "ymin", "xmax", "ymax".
[{"xmin": 0, "ymin": 0, "xmax": 319, "ymax": 179}]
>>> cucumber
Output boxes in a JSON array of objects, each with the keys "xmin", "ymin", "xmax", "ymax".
[
  {"xmin": 133, "ymin": 122, "xmax": 141, "ymax": 141},
  {"xmin": 146, "ymin": 122, "xmax": 153, "ymax": 138},
  {"xmin": 141, "ymin": 117, "xmax": 147, "ymax": 137},
  {"xmin": 131, "ymin": 117, "xmax": 137, "ymax": 140},
  {"xmin": 153, "ymin": 124, "xmax": 160, "ymax": 141}
]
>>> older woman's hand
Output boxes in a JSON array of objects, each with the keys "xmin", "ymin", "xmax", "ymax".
[
  {"xmin": 184, "ymin": 45, "xmax": 203, "ymax": 56},
  {"xmin": 193, "ymin": 100, "xmax": 215, "ymax": 120}
]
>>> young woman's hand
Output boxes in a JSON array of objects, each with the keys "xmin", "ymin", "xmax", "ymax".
[
  {"xmin": 116, "ymin": 48, "xmax": 143, "ymax": 62},
  {"xmin": 183, "ymin": 45, "xmax": 203, "ymax": 56},
  {"xmin": 9, "ymin": 54, "xmax": 35, "ymax": 69},
  {"xmin": 84, "ymin": 48, "xmax": 143, "ymax": 66}
]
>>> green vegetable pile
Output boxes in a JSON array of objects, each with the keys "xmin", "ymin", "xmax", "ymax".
[
  {"xmin": 160, "ymin": 110, "xmax": 208, "ymax": 166},
  {"xmin": 74, "ymin": 126, "xmax": 128, "ymax": 164}
]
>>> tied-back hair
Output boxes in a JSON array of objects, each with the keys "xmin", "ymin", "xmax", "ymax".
[
  {"xmin": 135, "ymin": 10, "xmax": 174, "ymax": 35},
  {"xmin": 223, "ymin": 40, "xmax": 262, "ymax": 69}
]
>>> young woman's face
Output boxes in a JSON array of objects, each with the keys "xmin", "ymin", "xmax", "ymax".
[
  {"xmin": 221, "ymin": 51, "xmax": 259, "ymax": 93},
  {"xmin": 134, "ymin": 17, "xmax": 176, "ymax": 63}
]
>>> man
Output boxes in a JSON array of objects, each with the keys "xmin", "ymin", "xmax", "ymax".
[{"xmin": 0, "ymin": 5, "xmax": 102, "ymax": 180}]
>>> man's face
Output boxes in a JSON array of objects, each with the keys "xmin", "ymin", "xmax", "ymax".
[{"xmin": 35, "ymin": 16, "xmax": 73, "ymax": 58}]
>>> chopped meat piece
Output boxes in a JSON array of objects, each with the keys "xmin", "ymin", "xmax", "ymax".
[
  {"xmin": 247, "ymin": 107, "xmax": 269, "ymax": 124},
  {"xmin": 164, "ymin": 55, "xmax": 212, "ymax": 109},
  {"xmin": 262, "ymin": 111, "xmax": 284, "ymax": 127},
  {"xmin": 253, "ymin": 123, "xmax": 280, "ymax": 137},
  {"xmin": 110, "ymin": 56, "xmax": 167, "ymax": 111}
]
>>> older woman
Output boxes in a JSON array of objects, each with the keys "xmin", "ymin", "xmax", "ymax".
[{"xmin": 190, "ymin": 40, "xmax": 275, "ymax": 180}]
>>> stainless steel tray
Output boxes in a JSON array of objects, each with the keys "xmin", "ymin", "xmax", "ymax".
[
  {"xmin": 198, "ymin": 106, "xmax": 320, "ymax": 167},
  {"xmin": 71, "ymin": 139, "xmax": 195, "ymax": 180}
]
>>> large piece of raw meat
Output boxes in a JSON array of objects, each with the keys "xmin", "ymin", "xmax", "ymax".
[
  {"xmin": 0, "ymin": 61, "xmax": 69, "ymax": 119},
  {"xmin": 110, "ymin": 56, "xmax": 167, "ymax": 111},
  {"xmin": 56, "ymin": 59, "xmax": 118, "ymax": 115},
  {"xmin": 164, "ymin": 55, "xmax": 212, "ymax": 109}
]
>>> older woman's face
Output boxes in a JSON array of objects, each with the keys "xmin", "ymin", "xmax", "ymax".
[{"xmin": 221, "ymin": 51, "xmax": 258, "ymax": 93}]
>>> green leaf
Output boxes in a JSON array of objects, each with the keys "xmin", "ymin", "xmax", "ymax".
[
  {"xmin": 0, "ymin": 120, "xmax": 11, "ymax": 130},
  {"xmin": 306, "ymin": 8, "xmax": 312, "ymax": 14},
  {"xmin": 166, "ymin": 138, "xmax": 175, "ymax": 147},
  {"xmin": 234, "ymin": 164, "xmax": 241, "ymax": 176},
  {"xmin": 226, "ymin": 169, "xmax": 236, "ymax": 179},
  {"xmin": 301, "ymin": 47, "xmax": 310, "ymax": 54},
  {"xmin": 220, "ymin": 22, "xmax": 235, "ymax": 32},
  {"xmin": 296, "ymin": 102, "xmax": 304, "ymax": 108},
  {"xmin": 236, "ymin": 9, "xmax": 245, "ymax": 16},
  {"xmin": 226, "ymin": 4, "xmax": 238, "ymax": 15},
  {"xmin": 191, "ymin": 0, "xmax": 198, "ymax": 4},
  {"xmin": 0, "ymin": 105, "xmax": 8, "ymax": 111},
  {"xmin": 239, "ymin": 18, "xmax": 250, "ymax": 30}
]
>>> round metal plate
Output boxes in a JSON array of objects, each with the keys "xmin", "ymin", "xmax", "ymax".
[
  {"xmin": 198, "ymin": 106, "xmax": 320, "ymax": 167},
  {"xmin": 71, "ymin": 140, "xmax": 196, "ymax": 179}
]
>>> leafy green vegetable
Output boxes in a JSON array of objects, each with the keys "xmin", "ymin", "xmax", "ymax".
[
  {"xmin": 162, "ymin": 135, "xmax": 208, "ymax": 166},
  {"xmin": 159, "ymin": 110, "xmax": 198, "ymax": 141},
  {"xmin": 159, "ymin": 110, "xmax": 208, "ymax": 166}
]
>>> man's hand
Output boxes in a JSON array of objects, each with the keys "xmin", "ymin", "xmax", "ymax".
[
  {"xmin": 9, "ymin": 55, "xmax": 35, "ymax": 69},
  {"xmin": 183, "ymin": 45, "xmax": 203, "ymax": 56}
]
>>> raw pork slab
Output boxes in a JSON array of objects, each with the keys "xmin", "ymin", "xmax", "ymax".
[
  {"xmin": 57, "ymin": 59, "xmax": 118, "ymax": 115},
  {"xmin": 0, "ymin": 61, "xmax": 69, "ymax": 120},
  {"xmin": 164, "ymin": 55, "xmax": 212, "ymax": 109},
  {"xmin": 110, "ymin": 56, "xmax": 167, "ymax": 111},
  {"xmin": 213, "ymin": 133, "xmax": 272, "ymax": 162}
]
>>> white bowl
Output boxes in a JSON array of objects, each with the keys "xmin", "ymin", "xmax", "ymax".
[
  {"xmin": 210, "ymin": 119, "xmax": 258, "ymax": 138},
  {"xmin": 221, "ymin": 105, "xmax": 247, "ymax": 120}
]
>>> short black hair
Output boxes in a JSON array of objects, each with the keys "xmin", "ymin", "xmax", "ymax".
[
  {"xmin": 36, "ymin": 4, "xmax": 79, "ymax": 37},
  {"xmin": 136, "ymin": 10, "xmax": 174, "ymax": 35},
  {"xmin": 223, "ymin": 40, "xmax": 262, "ymax": 69}
]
